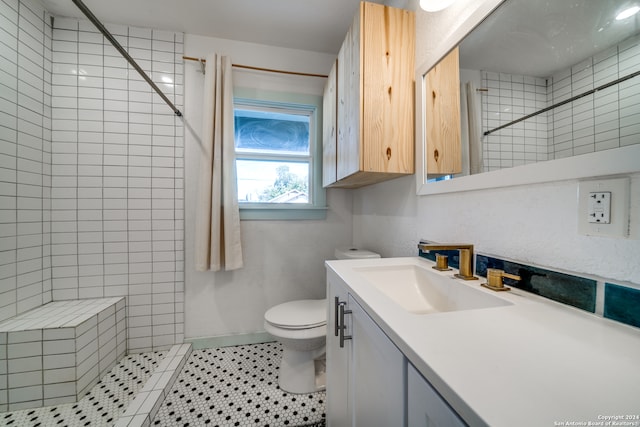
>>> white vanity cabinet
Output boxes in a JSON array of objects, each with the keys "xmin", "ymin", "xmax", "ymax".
[
  {"xmin": 326, "ymin": 273, "xmax": 405, "ymax": 426},
  {"xmin": 326, "ymin": 277, "xmax": 351, "ymax": 426},
  {"xmin": 326, "ymin": 267, "xmax": 467, "ymax": 427},
  {"xmin": 408, "ymin": 363, "xmax": 467, "ymax": 427},
  {"xmin": 349, "ymin": 294, "xmax": 404, "ymax": 426}
]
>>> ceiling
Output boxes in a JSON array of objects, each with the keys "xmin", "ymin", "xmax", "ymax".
[
  {"xmin": 460, "ymin": 0, "xmax": 640, "ymax": 77},
  {"xmin": 41, "ymin": 0, "xmax": 398, "ymax": 54},
  {"xmin": 40, "ymin": 0, "xmax": 639, "ymax": 77}
]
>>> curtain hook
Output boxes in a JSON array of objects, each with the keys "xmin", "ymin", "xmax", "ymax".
[{"xmin": 200, "ymin": 59, "xmax": 206, "ymax": 75}]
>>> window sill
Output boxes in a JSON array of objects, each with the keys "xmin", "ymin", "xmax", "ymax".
[{"xmin": 239, "ymin": 205, "xmax": 328, "ymax": 220}]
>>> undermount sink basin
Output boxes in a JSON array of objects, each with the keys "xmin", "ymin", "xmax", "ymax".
[{"xmin": 354, "ymin": 264, "xmax": 513, "ymax": 314}]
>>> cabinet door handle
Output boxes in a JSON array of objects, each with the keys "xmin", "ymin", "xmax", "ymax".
[
  {"xmin": 334, "ymin": 296, "xmax": 340, "ymax": 337},
  {"xmin": 339, "ymin": 301, "xmax": 352, "ymax": 348}
]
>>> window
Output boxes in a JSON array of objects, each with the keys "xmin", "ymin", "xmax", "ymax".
[
  {"xmin": 233, "ymin": 90, "xmax": 326, "ymax": 220},
  {"xmin": 235, "ymin": 105, "xmax": 311, "ymax": 203}
]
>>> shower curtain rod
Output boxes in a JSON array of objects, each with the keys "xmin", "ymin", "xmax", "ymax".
[
  {"xmin": 182, "ymin": 56, "xmax": 329, "ymax": 79},
  {"xmin": 483, "ymin": 69, "xmax": 640, "ymax": 136},
  {"xmin": 71, "ymin": 0, "xmax": 183, "ymax": 117}
]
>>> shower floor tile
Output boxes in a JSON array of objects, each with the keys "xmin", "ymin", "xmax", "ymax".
[
  {"xmin": 152, "ymin": 342, "xmax": 326, "ymax": 427},
  {"xmin": 0, "ymin": 351, "xmax": 165, "ymax": 427}
]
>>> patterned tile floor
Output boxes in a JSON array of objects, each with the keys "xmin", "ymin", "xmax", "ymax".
[
  {"xmin": 152, "ymin": 342, "xmax": 326, "ymax": 427},
  {"xmin": 0, "ymin": 351, "xmax": 165, "ymax": 427}
]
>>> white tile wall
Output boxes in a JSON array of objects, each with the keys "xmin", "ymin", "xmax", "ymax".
[
  {"xmin": 0, "ymin": 0, "xmax": 52, "ymax": 328},
  {"xmin": 480, "ymin": 32, "xmax": 640, "ymax": 171},
  {"xmin": 49, "ymin": 16, "xmax": 184, "ymax": 353},
  {"xmin": 1, "ymin": 0, "xmax": 184, "ymax": 378},
  {"xmin": 481, "ymin": 71, "xmax": 549, "ymax": 172}
]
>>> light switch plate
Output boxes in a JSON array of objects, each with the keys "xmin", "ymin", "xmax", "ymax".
[{"xmin": 578, "ymin": 178, "xmax": 630, "ymax": 237}]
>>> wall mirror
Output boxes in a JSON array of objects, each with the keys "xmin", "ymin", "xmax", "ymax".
[{"xmin": 416, "ymin": 0, "xmax": 640, "ymax": 195}]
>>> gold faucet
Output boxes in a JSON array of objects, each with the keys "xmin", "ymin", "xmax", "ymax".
[
  {"xmin": 417, "ymin": 242, "xmax": 478, "ymax": 280},
  {"xmin": 483, "ymin": 268, "xmax": 521, "ymax": 291}
]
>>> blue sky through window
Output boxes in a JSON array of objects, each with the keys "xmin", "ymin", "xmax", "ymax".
[{"xmin": 234, "ymin": 109, "xmax": 310, "ymax": 154}]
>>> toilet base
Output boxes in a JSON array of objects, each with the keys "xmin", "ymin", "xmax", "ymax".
[
  {"xmin": 314, "ymin": 358, "xmax": 326, "ymax": 391},
  {"xmin": 278, "ymin": 347, "xmax": 326, "ymax": 394}
]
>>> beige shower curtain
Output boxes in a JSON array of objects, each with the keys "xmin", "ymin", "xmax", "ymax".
[
  {"xmin": 194, "ymin": 54, "xmax": 243, "ymax": 272},
  {"xmin": 465, "ymin": 81, "xmax": 483, "ymax": 175}
]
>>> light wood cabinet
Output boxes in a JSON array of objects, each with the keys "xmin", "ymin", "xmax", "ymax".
[
  {"xmin": 425, "ymin": 47, "xmax": 462, "ymax": 177},
  {"xmin": 323, "ymin": 2, "xmax": 415, "ymax": 189},
  {"xmin": 322, "ymin": 60, "xmax": 338, "ymax": 187}
]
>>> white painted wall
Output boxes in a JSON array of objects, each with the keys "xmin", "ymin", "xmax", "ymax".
[
  {"xmin": 181, "ymin": 0, "xmax": 639, "ymax": 343},
  {"xmin": 354, "ymin": 173, "xmax": 640, "ymax": 284},
  {"xmin": 353, "ymin": 0, "xmax": 640, "ymax": 286},
  {"xmin": 183, "ymin": 34, "xmax": 353, "ymax": 340}
]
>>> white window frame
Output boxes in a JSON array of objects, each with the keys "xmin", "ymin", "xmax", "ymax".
[{"xmin": 234, "ymin": 88, "xmax": 327, "ymax": 220}]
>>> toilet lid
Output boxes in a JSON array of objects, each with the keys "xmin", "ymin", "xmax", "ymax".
[{"xmin": 265, "ymin": 299, "xmax": 326, "ymax": 329}]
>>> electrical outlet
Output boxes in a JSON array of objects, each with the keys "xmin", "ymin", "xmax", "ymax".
[
  {"xmin": 578, "ymin": 178, "xmax": 630, "ymax": 238},
  {"xmin": 588, "ymin": 192, "xmax": 611, "ymax": 224}
]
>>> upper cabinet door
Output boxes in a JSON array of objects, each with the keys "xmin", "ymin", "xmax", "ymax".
[
  {"xmin": 425, "ymin": 47, "xmax": 462, "ymax": 177},
  {"xmin": 361, "ymin": 1, "xmax": 415, "ymax": 176},
  {"xmin": 337, "ymin": 8, "xmax": 362, "ymax": 182},
  {"xmin": 323, "ymin": 60, "xmax": 338, "ymax": 187},
  {"xmin": 325, "ymin": 2, "xmax": 415, "ymax": 189}
]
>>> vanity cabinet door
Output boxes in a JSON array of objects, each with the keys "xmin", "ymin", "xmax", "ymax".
[
  {"xmin": 350, "ymin": 295, "xmax": 405, "ymax": 426},
  {"xmin": 326, "ymin": 276, "xmax": 352, "ymax": 427},
  {"xmin": 407, "ymin": 363, "xmax": 466, "ymax": 427}
]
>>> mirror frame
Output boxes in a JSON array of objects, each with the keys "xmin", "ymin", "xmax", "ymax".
[{"xmin": 415, "ymin": 0, "xmax": 640, "ymax": 196}]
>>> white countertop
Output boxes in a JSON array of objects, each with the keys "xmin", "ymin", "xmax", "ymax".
[{"xmin": 326, "ymin": 257, "xmax": 640, "ymax": 427}]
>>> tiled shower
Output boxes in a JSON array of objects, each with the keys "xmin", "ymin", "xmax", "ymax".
[
  {"xmin": 480, "ymin": 32, "xmax": 640, "ymax": 172},
  {"xmin": 1, "ymin": 0, "xmax": 185, "ymax": 412},
  {"xmin": 48, "ymin": 16, "xmax": 184, "ymax": 354}
]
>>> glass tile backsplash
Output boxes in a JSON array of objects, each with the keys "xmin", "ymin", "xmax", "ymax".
[
  {"xmin": 604, "ymin": 283, "xmax": 640, "ymax": 328},
  {"xmin": 419, "ymin": 251, "xmax": 599, "ymax": 310},
  {"xmin": 419, "ymin": 250, "xmax": 640, "ymax": 330},
  {"xmin": 475, "ymin": 255, "xmax": 597, "ymax": 312}
]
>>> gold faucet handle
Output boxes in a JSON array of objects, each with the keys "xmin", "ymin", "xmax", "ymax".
[
  {"xmin": 501, "ymin": 272, "xmax": 521, "ymax": 282},
  {"xmin": 485, "ymin": 268, "xmax": 521, "ymax": 290},
  {"xmin": 432, "ymin": 254, "xmax": 451, "ymax": 271}
]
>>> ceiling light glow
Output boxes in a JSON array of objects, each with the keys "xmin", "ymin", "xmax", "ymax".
[
  {"xmin": 419, "ymin": 0, "xmax": 457, "ymax": 12},
  {"xmin": 616, "ymin": 5, "xmax": 640, "ymax": 20}
]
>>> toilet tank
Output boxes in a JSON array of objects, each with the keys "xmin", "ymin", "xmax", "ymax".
[{"xmin": 334, "ymin": 246, "xmax": 381, "ymax": 260}]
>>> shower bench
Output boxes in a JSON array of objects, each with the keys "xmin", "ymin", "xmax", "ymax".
[{"xmin": 0, "ymin": 297, "xmax": 126, "ymax": 412}]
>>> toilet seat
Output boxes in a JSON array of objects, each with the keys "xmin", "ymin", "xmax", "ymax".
[{"xmin": 264, "ymin": 299, "xmax": 326, "ymax": 330}]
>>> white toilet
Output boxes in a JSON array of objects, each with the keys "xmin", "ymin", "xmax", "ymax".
[{"xmin": 264, "ymin": 247, "xmax": 380, "ymax": 394}]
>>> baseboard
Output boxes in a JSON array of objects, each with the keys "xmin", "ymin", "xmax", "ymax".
[{"xmin": 185, "ymin": 332, "xmax": 275, "ymax": 350}]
